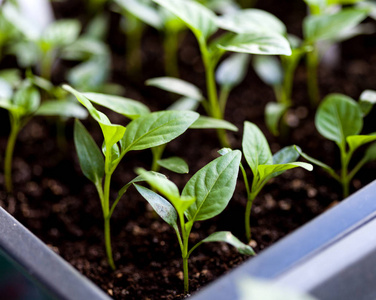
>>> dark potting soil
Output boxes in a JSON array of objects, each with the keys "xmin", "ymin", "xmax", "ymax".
[{"xmin": 1, "ymin": 1, "xmax": 376, "ymax": 299}]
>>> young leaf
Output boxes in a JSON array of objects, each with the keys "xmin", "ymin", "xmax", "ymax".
[
  {"xmin": 218, "ymin": 32, "xmax": 292, "ymax": 56},
  {"xmin": 146, "ymin": 77, "xmax": 203, "ymax": 101},
  {"xmin": 242, "ymin": 121, "xmax": 272, "ymax": 176},
  {"xmin": 114, "ymin": 0, "xmax": 163, "ymax": 30},
  {"xmin": 190, "ymin": 116, "xmax": 238, "ymax": 131},
  {"xmin": 273, "ymin": 145, "xmax": 300, "ymax": 164},
  {"xmin": 253, "ymin": 55, "xmax": 283, "ymax": 86},
  {"xmin": 83, "ymin": 92, "xmax": 150, "ymax": 119},
  {"xmin": 152, "ymin": 0, "xmax": 218, "ymax": 39},
  {"xmin": 121, "ymin": 110, "xmax": 199, "ymax": 152},
  {"xmin": 167, "ymin": 97, "xmax": 200, "ymax": 111},
  {"xmin": 359, "ymin": 89, "xmax": 376, "ymax": 116},
  {"xmin": 63, "ymin": 85, "xmax": 126, "ymax": 151},
  {"xmin": 157, "ymin": 157, "xmax": 189, "ymax": 174},
  {"xmin": 36, "ymin": 100, "xmax": 88, "ymax": 119},
  {"xmin": 199, "ymin": 231, "xmax": 255, "ymax": 255},
  {"xmin": 183, "ymin": 150, "xmax": 242, "ymax": 222},
  {"xmin": 74, "ymin": 119, "xmax": 104, "ymax": 184},
  {"xmin": 217, "ymin": 9, "xmax": 286, "ymax": 35},
  {"xmin": 257, "ymin": 162, "xmax": 313, "ymax": 180},
  {"xmin": 315, "ymin": 94, "xmax": 363, "ymax": 146},
  {"xmin": 364, "ymin": 142, "xmax": 376, "ymax": 162},
  {"xmin": 347, "ymin": 134, "xmax": 376, "ymax": 153},
  {"xmin": 135, "ymin": 168, "xmax": 180, "ymax": 200},
  {"xmin": 304, "ymin": 8, "xmax": 368, "ymax": 42},
  {"xmin": 41, "ymin": 19, "xmax": 81, "ymax": 48},
  {"xmin": 216, "ymin": 53, "xmax": 250, "ymax": 89},
  {"xmin": 134, "ymin": 184, "xmax": 178, "ymax": 227},
  {"xmin": 13, "ymin": 84, "xmax": 40, "ymax": 115}
]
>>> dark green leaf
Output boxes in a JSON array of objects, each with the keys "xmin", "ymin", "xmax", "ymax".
[
  {"xmin": 359, "ymin": 89, "xmax": 376, "ymax": 116},
  {"xmin": 74, "ymin": 119, "xmax": 104, "ymax": 184},
  {"xmin": 216, "ymin": 53, "xmax": 250, "ymax": 89},
  {"xmin": 265, "ymin": 102, "xmax": 289, "ymax": 136}
]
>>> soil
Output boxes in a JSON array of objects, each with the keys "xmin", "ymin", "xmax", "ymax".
[{"xmin": 1, "ymin": 0, "xmax": 376, "ymax": 299}]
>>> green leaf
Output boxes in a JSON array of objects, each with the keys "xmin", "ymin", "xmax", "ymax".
[
  {"xmin": 83, "ymin": 92, "xmax": 150, "ymax": 119},
  {"xmin": 121, "ymin": 110, "xmax": 199, "ymax": 152},
  {"xmin": 265, "ymin": 102, "xmax": 289, "ymax": 136},
  {"xmin": 134, "ymin": 184, "xmax": 178, "ymax": 227},
  {"xmin": 0, "ymin": 79, "xmax": 13, "ymax": 99},
  {"xmin": 36, "ymin": 100, "xmax": 88, "ymax": 119},
  {"xmin": 216, "ymin": 53, "xmax": 250, "ymax": 89},
  {"xmin": 218, "ymin": 32, "xmax": 292, "ymax": 56},
  {"xmin": 242, "ymin": 121, "xmax": 272, "ymax": 176},
  {"xmin": 63, "ymin": 85, "xmax": 126, "ymax": 151},
  {"xmin": 258, "ymin": 162, "xmax": 313, "ymax": 180},
  {"xmin": 347, "ymin": 134, "xmax": 376, "ymax": 153},
  {"xmin": 13, "ymin": 84, "xmax": 40, "ymax": 115},
  {"xmin": 217, "ymin": 9, "xmax": 286, "ymax": 35},
  {"xmin": 74, "ymin": 119, "xmax": 104, "ymax": 184},
  {"xmin": 152, "ymin": 0, "xmax": 218, "ymax": 39},
  {"xmin": 146, "ymin": 77, "xmax": 203, "ymax": 100},
  {"xmin": 114, "ymin": 0, "xmax": 163, "ymax": 29},
  {"xmin": 41, "ymin": 19, "xmax": 81, "ymax": 48},
  {"xmin": 183, "ymin": 150, "xmax": 242, "ymax": 222},
  {"xmin": 315, "ymin": 94, "xmax": 363, "ymax": 147},
  {"xmin": 200, "ymin": 231, "xmax": 255, "ymax": 255},
  {"xmin": 273, "ymin": 145, "xmax": 300, "ymax": 164},
  {"xmin": 190, "ymin": 116, "xmax": 238, "ymax": 131},
  {"xmin": 157, "ymin": 157, "xmax": 189, "ymax": 174},
  {"xmin": 304, "ymin": 8, "xmax": 368, "ymax": 42},
  {"xmin": 359, "ymin": 89, "xmax": 376, "ymax": 116},
  {"xmin": 253, "ymin": 55, "xmax": 283, "ymax": 86}
]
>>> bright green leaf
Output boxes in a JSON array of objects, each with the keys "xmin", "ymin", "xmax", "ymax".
[
  {"xmin": 13, "ymin": 84, "xmax": 40, "ymax": 115},
  {"xmin": 315, "ymin": 94, "xmax": 363, "ymax": 146},
  {"xmin": 258, "ymin": 162, "xmax": 313, "ymax": 180},
  {"xmin": 74, "ymin": 119, "xmax": 104, "ymax": 184},
  {"xmin": 152, "ymin": 0, "xmax": 218, "ymax": 39},
  {"xmin": 83, "ymin": 92, "xmax": 150, "ymax": 119},
  {"xmin": 218, "ymin": 32, "xmax": 292, "ymax": 56},
  {"xmin": 183, "ymin": 150, "xmax": 242, "ymax": 222},
  {"xmin": 273, "ymin": 145, "xmax": 300, "ymax": 164},
  {"xmin": 41, "ymin": 19, "xmax": 81, "ymax": 48},
  {"xmin": 347, "ymin": 134, "xmax": 376, "ymax": 153},
  {"xmin": 242, "ymin": 121, "xmax": 272, "ymax": 176},
  {"xmin": 36, "ymin": 100, "xmax": 88, "ymax": 119},
  {"xmin": 121, "ymin": 110, "xmax": 199, "ymax": 152},
  {"xmin": 200, "ymin": 231, "xmax": 255, "ymax": 255},
  {"xmin": 167, "ymin": 97, "xmax": 201, "ymax": 111}
]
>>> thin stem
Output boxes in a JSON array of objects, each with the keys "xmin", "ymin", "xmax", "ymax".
[
  {"xmin": 125, "ymin": 15, "xmax": 144, "ymax": 76},
  {"xmin": 306, "ymin": 47, "xmax": 320, "ymax": 106},
  {"xmin": 40, "ymin": 50, "xmax": 54, "ymax": 80},
  {"xmin": 103, "ymin": 172, "xmax": 115, "ymax": 270},
  {"xmin": 151, "ymin": 144, "xmax": 166, "ymax": 172},
  {"xmin": 218, "ymin": 85, "xmax": 231, "ymax": 116},
  {"xmin": 163, "ymin": 29, "xmax": 180, "ymax": 77},
  {"xmin": 245, "ymin": 192, "xmax": 257, "ymax": 242},
  {"xmin": 4, "ymin": 118, "xmax": 21, "ymax": 193},
  {"xmin": 340, "ymin": 147, "xmax": 350, "ymax": 198},
  {"xmin": 348, "ymin": 156, "xmax": 368, "ymax": 183}
]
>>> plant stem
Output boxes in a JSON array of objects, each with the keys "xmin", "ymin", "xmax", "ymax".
[
  {"xmin": 40, "ymin": 50, "xmax": 54, "ymax": 80},
  {"xmin": 151, "ymin": 144, "xmax": 166, "ymax": 172},
  {"xmin": 306, "ymin": 47, "xmax": 320, "ymax": 106},
  {"xmin": 340, "ymin": 147, "xmax": 350, "ymax": 198},
  {"xmin": 125, "ymin": 15, "xmax": 144, "ymax": 76},
  {"xmin": 183, "ymin": 256, "xmax": 189, "ymax": 294},
  {"xmin": 200, "ymin": 40, "xmax": 230, "ymax": 147},
  {"xmin": 4, "ymin": 120, "xmax": 20, "ymax": 193},
  {"xmin": 218, "ymin": 85, "xmax": 231, "ymax": 116},
  {"xmin": 163, "ymin": 29, "xmax": 180, "ymax": 78},
  {"xmin": 103, "ymin": 173, "xmax": 116, "ymax": 270},
  {"xmin": 245, "ymin": 192, "xmax": 256, "ymax": 242}
]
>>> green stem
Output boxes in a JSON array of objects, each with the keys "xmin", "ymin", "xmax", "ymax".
[
  {"xmin": 245, "ymin": 192, "xmax": 257, "ymax": 242},
  {"xmin": 199, "ymin": 39, "xmax": 230, "ymax": 147},
  {"xmin": 163, "ymin": 29, "xmax": 180, "ymax": 78},
  {"xmin": 40, "ymin": 50, "xmax": 54, "ymax": 81},
  {"xmin": 306, "ymin": 47, "xmax": 320, "ymax": 106},
  {"xmin": 340, "ymin": 147, "xmax": 350, "ymax": 198},
  {"xmin": 218, "ymin": 85, "xmax": 231, "ymax": 116},
  {"xmin": 4, "ymin": 119, "xmax": 21, "ymax": 193},
  {"xmin": 151, "ymin": 144, "xmax": 166, "ymax": 172},
  {"xmin": 125, "ymin": 16, "xmax": 144, "ymax": 76},
  {"xmin": 103, "ymin": 173, "xmax": 115, "ymax": 270}
]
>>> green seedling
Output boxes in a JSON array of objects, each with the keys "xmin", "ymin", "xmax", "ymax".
[
  {"xmin": 0, "ymin": 77, "xmax": 87, "ymax": 193},
  {"xmin": 65, "ymin": 85, "xmax": 199, "ymax": 270},
  {"xmin": 151, "ymin": 0, "xmax": 291, "ymax": 147},
  {"xmin": 134, "ymin": 150, "xmax": 254, "ymax": 294},
  {"xmin": 221, "ymin": 121, "xmax": 313, "ymax": 241},
  {"xmin": 296, "ymin": 92, "xmax": 376, "ymax": 198},
  {"xmin": 303, "ymin": 0, "xmax": 370, "ymax": 105},
  {"xmin": 2, "ymin": 2, "xmax": 81, "ymax": 80},
  {"xmin": 80, "ymin": 90, "xmax": 238, "ymax": 174}
]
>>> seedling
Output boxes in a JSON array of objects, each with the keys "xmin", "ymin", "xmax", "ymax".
[
  {"xmin": 151, "ymin": 0, "xmax": 291, "ymax": 146},
  {"xmin": 134, "ymin": 150, "xmax": 254, "ymax": 294},
  {"xmin": 64, "ymin": 85, "xmax": 199, "ymax": 270},
  {"xmin": 0, "ymin": 76, "xmax": 87, "ymax": 193},
  {"xmin": 302, "ymin": 0, "xmax": 369, "ymax": 105},
  {"xmin": 296, "ymin": 92, "xmax": 376, "ymax": 198},
  {"xmin": 220, "ymin": 121, "xmax": 313, "ymax": 241}
]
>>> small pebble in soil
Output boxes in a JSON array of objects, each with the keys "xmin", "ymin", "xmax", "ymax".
[
  {"xmin": 278, "ymin": 200, "xmax": 291, "ymax": 211},
  {"xmin": 176, "ymin": 271, "xmax": 183, "ymax": 281},
  {"xmin": 307, "ymin": 187, "xmax": 318, "ymax": 198},
  {"xmin": 249, "ymin": 240, "xmax": 258, "ymax": 248}
]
